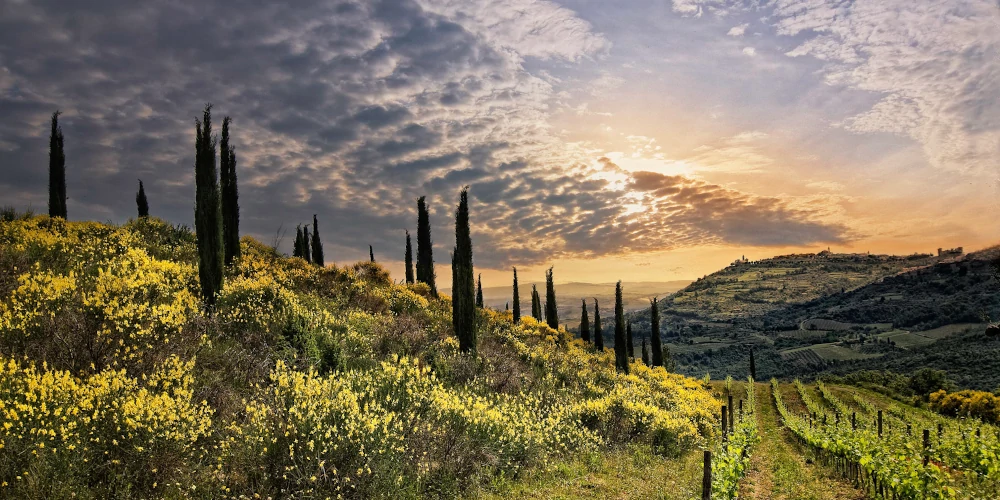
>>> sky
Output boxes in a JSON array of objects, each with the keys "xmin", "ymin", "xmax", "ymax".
[{"xmin": 1, "ymin": 0, "xmax": 998, "ymax": 287}]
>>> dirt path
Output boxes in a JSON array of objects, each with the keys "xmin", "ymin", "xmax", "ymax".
[{"xmin": 738, "ymin": 383, "xmax": 866, "ymax": 500}]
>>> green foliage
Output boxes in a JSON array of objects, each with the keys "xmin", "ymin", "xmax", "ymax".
[
  {"xmin": 476, "ymin": 273, "xmax": 484, "ymax": 308},
  {"xmin": 511, "ymin": 267, "xmax": 520, "ymax": 324},
  {"xmin": 650, "ymin": 296, "xmax": 662, "ymax": 367},
  {"xmin": 451, "ymin": 188, "xmax": 476, "ymax": 354},
  {"xmin": 593, "ymin": 298, "xmax": 604, "ymax": 351},
  {"xmin": 135, "ymin": 180, "xmax": 149, "ymax": 218},
  {"xmin": 531, "ymin": 285, "xmax": 542, "ymax": 321},
  {"xmin": 415, "ymin": 196, "xmax": 436, "ymax": 296},
  {"xmin": 219, "ymin": 116, "xmax": 240, "ymax": 265},
  {"xmin": 311, "ymin": 214, "xmax": 324, "ymax": 267},
  {"xmin": 544, "ymin": 267, "xmax": 558, "ymax": 330},
  {"xmin": 626, "ymin": 320, "xmax": 634, "ymax": 361},
  {"xmin": 711, "ymin": 380, "xmax": 759, "ymax": 499},
  {"xmin": 194, "ymin": 104, "xmax": 224, "ymax": 308},
  {"xmin": 404, "ymin": 231, "xmax": 414, "ymax": 284},
  {"xmin": 614, "ymin": 281, "xmax": 628, "ymax": 374},
  {"xmin": 48, "ymin": 111, "xmax": 67, "ymax": 219}
]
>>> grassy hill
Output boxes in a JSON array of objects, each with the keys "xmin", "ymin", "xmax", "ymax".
[
  {"xmin": 0, "ymin": 214, "xmax": 719, "ymax": 499},
  {"xmin": 622, "ymin": 248, "xmax": 1000, "ymax": 390}
]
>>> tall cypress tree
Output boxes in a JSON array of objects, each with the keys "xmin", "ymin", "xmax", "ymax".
[
  {"xmin": 593, "ymin": 299, "xmax": 603, "ymax": 351},
  {"xmin": 194, "ymin": 104, "xmax": 224, "ymax": 308},
  {"xmin": 219, "ymin": 116, "xmax": 240, "ymax": 265},
  {"xmin": 749, "ymin": 346, "xmax": 757, "ymax": 381},
  {"xmin": 293, "ymin": 225, "xmax": 303, "ymax": 258},
  {"xmin": 369, "ymin": 245, "xmax": 375, "ymax": 263},
  {"xmin": 451, "ymin": 188, "xmax": 476, "ymax": 353},
  {"xmin": 311, "ymin": 214, "xmax": 324, "ymax": 267},
  {"xmin": 404, "ymin": 231, "xmax": 415, "ymax": 284},
  {"xmin": 302, "ymin": 226, "xmax": 312, "ymax": 263},
  {"xmin": 580, "ymin": 299, "xmax": 590, "ymax": 343},
  {"xmin": 544, "ymin": 267, "xmax": 558, "ymax": 329},
  {"xmin": 476, "ymin": 274, "xmax": 484, "ymax": 308},
  {"xmin": 651, "ymin": 297, "xmax": 664, "ymax": 367},
  {"xmin": 136, "ymin": 180, "xmax": 149, "ymax": 218},
  {"xmin": 416, "ymin": 196, "xmax": 437, "ymax": 296},
  {"xmin": 641, "ymin": 336, "xmax": 650, "ymax": 366},
  {"xmin": 531, "ymin": 285, "xmax": 542, "ymax": 321},
  {"xmin": 626, "ymin": 320, "xmax": 634, "ymax": 361},
  {"xmin": 614, "ymin": 281, "xmax": 628, "ymax": 373},
  {"xmin": 512, "ymin": 267, "xmax": 521, "ymax": 323},
  {"xmin": 48, "ymin": 111, "xmax": 67, "ymax": 219}
]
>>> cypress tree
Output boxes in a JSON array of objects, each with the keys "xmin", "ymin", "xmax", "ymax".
[
  {"xmin": 749, "ymin": 346, "xmax": 757, "ymax": 381},
  {"xmin": 451, "ymin": 187, "xmax": 476, "ymax": 354},
  {"xmin": 626, "ymin": 320, "xmax": 634, "ymax": 361},
  {"xmin": 614, "ymin": 281, "xmax": 628, "ymax": 373},
  {"xmin": 531, "ymin": 285, "xmax": 542, "ymax": 321},
  {"xmin": 293, "ymin": 225, "xmax": 303, "ymax": 258},
  {"xmin": 580, "ymin": 299, "xmax": 590, "ymax": 343},
  {"xmin": 476, "ymin": 274, "xmax": 484, "ymax": 308},
  {"xmin": 219, "ymin": 116, "xmax": 240, "ymax": 265},
  {"xmin": 311, "ymin": 214, "xmax": 324, "ymax": 267},
  {"xmin": 136, "ymin": 180, "xmax": 149, "ymax": 218},
  {"xmin": 369, "ymin": 245, "xmax": 375, "ymax": 263},
  {"xmin": 505, "ymin": 302, "xmax": 509, "ymax": 311},
  {"xmin": 194, "ymin": 104, "xmax": 224, "ymax": 308},
  {"xmin": 404, "ymin": 231, "xmax": 414, "ymax": 284},
  {"xmin": 642, "ymin": 336, "xmax": 650, "ymax": 366},
  {"xmin": 512, "ymin": 267, "xmax": 521, "ymax": 324},
  {"xmin": 302, "ymin": 226, "xmax": 312, "ymax": 263},
  {"xmin": 48, "ymin": 110, "xmax": 67, "ymax": 219},
  {"xmin": 593, "ymin": 299, "xmax": 603, "ymax": 351},
  {"xmin": 544, "ymin": 267, "xmax": 558, "ymax": 329},
  {"xmin": 651, "ymin": 297, "xmax": 664, "ymax": 367},
  {"xmin": 416, "ymin": 196, "xmax": 437, "ymax": 296}
]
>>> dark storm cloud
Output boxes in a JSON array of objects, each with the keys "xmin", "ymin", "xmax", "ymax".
[{"xmin": 0, "ymin": 0, "xmax": 847, "ymax": 271}]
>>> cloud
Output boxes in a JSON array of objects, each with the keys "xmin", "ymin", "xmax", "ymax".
[
  {"xmin": 741, "ymin": 47, "xmax": 756, "ymax": 56},
  {"xmin": 672, "ymin": 0, "xmax": 1000, "ymax": 175},
  {"xmin": 626, "ymin": 169, "xmax": 851, "ymax": 247},
  {"xmin": 727, "ymin": 23, "xmax": 748, "ymax": 36},
  {"xmin": 0, "ymin": 0, "xmax": 851, "ymax": 273}
]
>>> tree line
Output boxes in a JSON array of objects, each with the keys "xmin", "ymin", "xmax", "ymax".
[{"xmin": 44, "ymin": 105, "xmax": 674, "ymax": 371}]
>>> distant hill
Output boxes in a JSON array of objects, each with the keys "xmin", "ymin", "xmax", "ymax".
[{"xmin": 621, "ymin": 247, "xmax": 1000, "ymax": 390}]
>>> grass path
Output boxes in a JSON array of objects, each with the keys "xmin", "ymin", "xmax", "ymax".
[
  {"xmin": 473, "ymin": 445, "xmax": 705, "ymax": 499},
  {"xmin": 738, "ymin": 383, "xmax": 865, "ymax": 500}
]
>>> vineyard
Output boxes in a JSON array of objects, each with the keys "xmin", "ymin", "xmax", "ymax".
[{"xmin": 769, "ymin": 380, "xmax": 1000, "ymax": 499}]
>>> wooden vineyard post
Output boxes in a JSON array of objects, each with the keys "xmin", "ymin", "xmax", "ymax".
[
  {"xmin": 923, "ymin": 429, "xmax": 931, "ymax": 466},
  {"xmin": 702, "ymin": 450, "xmax": 712, "ymax": 500},
  {"xmin": 877, "ymin": 410, "xmax": 883, "ymax": 438},
  {"xmin": 739, "ymin": 399, "xmax": 743, "ymax": 420},
  {"xmin": 937, "ymin": 423, "xmax": 943, "ymax": 443},
  {"xmin": 907, "ymin": 424, "xmax": 912, "ymax": 436},
  {"xmin": 851, "ymin": 412, "xmax": 856, "ymax": 430},
  {"xmin": 722, "ymin": 406, "xmax": 728, "ymax": 442},
  {"xmin": 728, "ymin": 394, "xmax": 734, "ymax": 432}
]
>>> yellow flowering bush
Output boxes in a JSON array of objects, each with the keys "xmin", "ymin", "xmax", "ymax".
[
  {"xmin": 0, "ymin": 355, "xmax": 212, "ymax": 497},
  {"xmin": 221, "ymin": 356, "xmax": 600, "ymax": 497},
  {"xmin": 0, "ymin": 216, "xmax": 722, "ymax": 497}
]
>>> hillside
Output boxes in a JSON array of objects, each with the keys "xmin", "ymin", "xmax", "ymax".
[
  {"xmin": 667, "ymin": 251, "xmax": 942, "ymax": 322},
  {"xmin": 619, "ymin": 248, "xmax": 999, "ymax": 390},
  {"xmin": 0, "ymin": 215, "xmax": 720, "ymax": 499}
]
